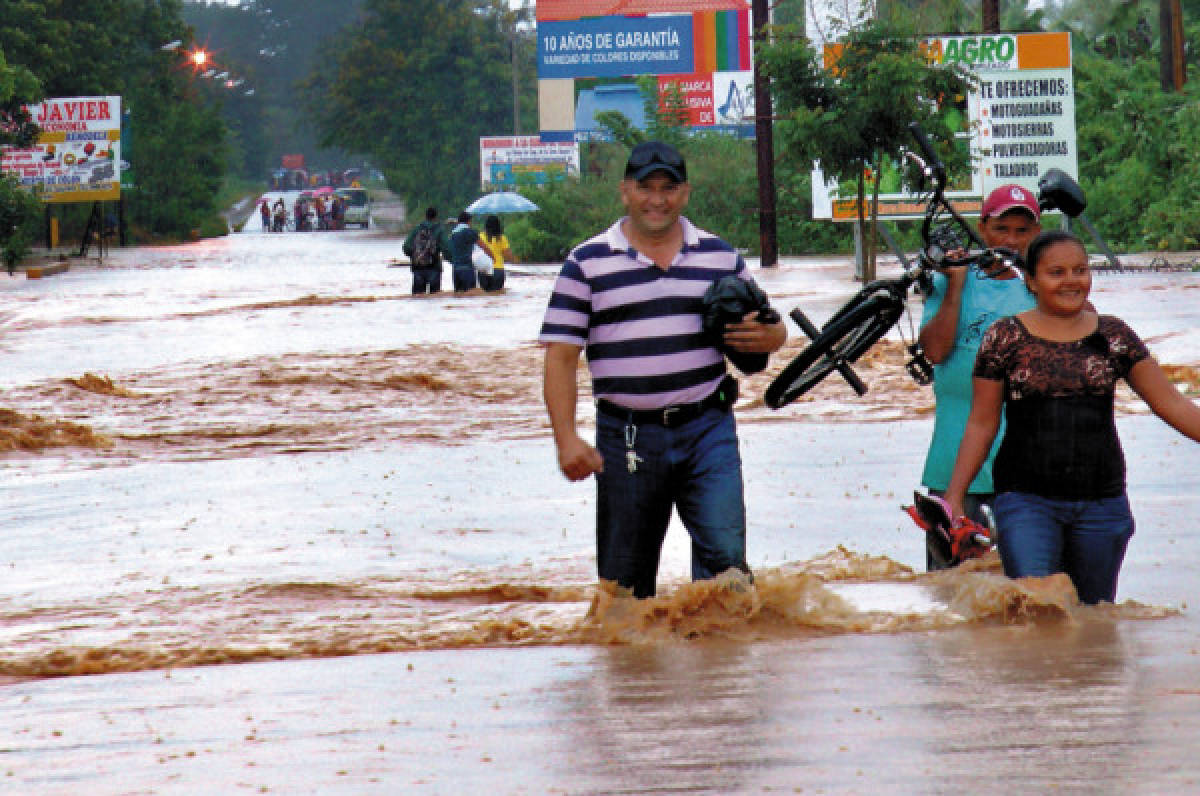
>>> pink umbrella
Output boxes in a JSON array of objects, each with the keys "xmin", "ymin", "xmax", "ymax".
[{"xmin": 313, "ymin": 186, "xmax": 335, "ymax": 196}]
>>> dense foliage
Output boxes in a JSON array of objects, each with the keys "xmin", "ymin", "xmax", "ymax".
[
  {"xmin": 0, "ymin": 47, "xmax": 43, "ymax": 267},
  {"xmin": 1074, "ymin": 52, "xmax": 1200, "ymax": 250}
]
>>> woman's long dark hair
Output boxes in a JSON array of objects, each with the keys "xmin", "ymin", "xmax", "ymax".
[{"xmin": 484, "ymin": 214, "xmax": 503, "ymax": 240}]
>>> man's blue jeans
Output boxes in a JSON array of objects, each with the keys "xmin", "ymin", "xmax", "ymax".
[
  {"xmin": 594, "ymin": 406, "xmax": 749, "ymax": 598},
  {"xmin": 452, "ymin": 266, "xmax": 477, "ymax": 292},
  {"xmin": 411, "ymin": 266, "xmax": 441, "ymax": 294},
  {"xmin": 993, "ymin": 491, "xmax": 1135, "ymax": 604}
]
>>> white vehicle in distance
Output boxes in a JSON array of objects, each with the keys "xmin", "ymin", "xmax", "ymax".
[{"xmin": 336, "ymin": 188, "xmax": 371, "ymax": 228}]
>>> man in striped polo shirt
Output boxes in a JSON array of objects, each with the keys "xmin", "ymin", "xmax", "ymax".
[{"xmin": 539, "ymin": 141, "xmax": 786, "ymax": 598}]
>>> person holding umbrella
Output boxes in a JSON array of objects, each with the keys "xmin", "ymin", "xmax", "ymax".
[{"xmin": 480, "ymin": 215, "xmax": 515, "ymax": 292}]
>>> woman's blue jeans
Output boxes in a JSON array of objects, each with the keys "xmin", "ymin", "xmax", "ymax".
[
  {"xmin": 993, "ymin": 491, "xmax": 1135, "ymax": 604},
  {"xmin": 594, "ymin": 406, "xmax": 748, "ymax": 598}
]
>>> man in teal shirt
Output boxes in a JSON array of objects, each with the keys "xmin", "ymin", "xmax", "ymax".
[
  {"xmin": 917, "ymin": 184, "xmax": 1040, "ymax": 569},
  {"xmin": 448, "ymin": 211, "xmax": 486, "ymax": 293}
]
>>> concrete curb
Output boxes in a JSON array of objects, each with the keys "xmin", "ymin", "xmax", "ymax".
[{"xmin": 24, "ymin": 261, "xmax": 70, "ymax": 279}]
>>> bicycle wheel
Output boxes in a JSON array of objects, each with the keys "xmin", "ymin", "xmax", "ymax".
[{"xmin": 765, "ymin": 295, "xmax": 902, "ymax": 409}]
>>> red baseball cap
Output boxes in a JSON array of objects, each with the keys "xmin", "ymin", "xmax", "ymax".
[{"xmin": 981, "ymin": 184, "xmax": 1040, "ymax": 221}]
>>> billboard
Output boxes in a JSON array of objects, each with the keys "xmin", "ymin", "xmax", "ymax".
[
  {"xmin": 479, "ymin": 135, "xmax": 580, "ymax": 189},
  {"xmin": 536, "ymin": 1, "xmax": 754, "ymax": 142},
  {"xmin": 0, "ymin": 96, "xmax": 122, "ymax": 203},
  {"xmin": 814, "ymin": 33, "xmax": 1077, "ymax": 221}
]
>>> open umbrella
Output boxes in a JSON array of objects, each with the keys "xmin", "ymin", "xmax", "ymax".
[{"xmin": 465, "ymin": 191, "xmax": 539, "ymax": 214}]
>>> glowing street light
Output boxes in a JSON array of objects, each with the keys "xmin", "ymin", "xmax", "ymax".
[{"xmin": 190, "ymin": 48, "xmax": 209, "ymax": 68}]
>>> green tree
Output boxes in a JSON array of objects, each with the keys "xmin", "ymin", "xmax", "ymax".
[
  {"xmin": 1073, "ymin": 49, "xmax": 1200, "ymax": 249},
  {"xmin": 302, "ymin": 0, "xmax": 538, "ymax": 212},
  {"xmin": 594, "ymin": 75, "xmax": 690, "ymax": 149},
  {"xmin": 0, "ymin": 45, "xmax": 43, "ymax": 269},
  {"xmin": 760, "ymin": 16, "xmax": 974, "ymax": 279},
  {"xmin": 0, "ymin": 46, "xmax": 41, "ymax": 148}
]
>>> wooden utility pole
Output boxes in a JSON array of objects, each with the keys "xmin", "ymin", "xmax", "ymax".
[
  {"xmin": 751, "ymin": 0, "xmax": 778, "ymax": 267},
  {"xmin": 512, "ymin": 35, "xmax": 520, "ymax": 134},
  {"xmin": 1160, "ymin": 0, "xmax": 1187, "ymax": 91},
  {"xmin": 982, "ymin": 0, "xmax": 1000, "ymax": 34}
]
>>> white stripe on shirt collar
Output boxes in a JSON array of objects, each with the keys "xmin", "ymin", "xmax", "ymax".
[{"xmin": 604, "ymin": 216, "xmax": 702, "ymax": 254}]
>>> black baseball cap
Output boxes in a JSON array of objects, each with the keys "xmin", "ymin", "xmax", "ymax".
[{"xmin": 624, "ymin": 141, "xmax": 687, "ymax": 183}]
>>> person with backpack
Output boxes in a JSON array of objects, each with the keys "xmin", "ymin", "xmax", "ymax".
[{"xmin": 403, "ymin": 206, "xmax": 452, "ymax": 294}]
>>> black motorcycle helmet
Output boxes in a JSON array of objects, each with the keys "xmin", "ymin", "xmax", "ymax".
[{"xmin": 700, "ymin": 275, "xmax": 780, "ymax": 375}]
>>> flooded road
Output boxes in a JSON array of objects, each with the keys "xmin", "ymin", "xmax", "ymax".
[{"xmin": 2, "ymin": 227, "xmax": 1199, "ymax": 792}]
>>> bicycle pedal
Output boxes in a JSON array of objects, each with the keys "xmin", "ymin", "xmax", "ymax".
[
  {"xmin": 905, "ymin": 345, "xmax": 934, "ymax": 385},
  {"xmin": 788, "ymin": 307, "xmax": 820, "ymax": 340}
]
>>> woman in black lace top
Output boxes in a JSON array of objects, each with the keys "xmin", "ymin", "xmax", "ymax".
[{"xmin": 946, "ymin": 230, "xmax": 1200, "ymax": 603}]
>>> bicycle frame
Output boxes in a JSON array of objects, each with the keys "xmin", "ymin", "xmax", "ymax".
[{"xmin": 764, "ymin": 122, "xmax": 1018, "ymax": 409}]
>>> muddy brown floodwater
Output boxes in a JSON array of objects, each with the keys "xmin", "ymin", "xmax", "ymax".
[{"xmin": 1, "ymin": 227, "xmax": 1199, "ymax": 793}]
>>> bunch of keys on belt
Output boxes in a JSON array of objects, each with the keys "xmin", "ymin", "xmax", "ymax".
[{"xmin": 624, "ymin": 423, "xmax": 644, "ymax": 474}]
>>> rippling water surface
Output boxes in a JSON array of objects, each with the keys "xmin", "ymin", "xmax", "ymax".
[{"xmin": 2, "ymin": 229, "xmax": 1199, "ymax": 793}]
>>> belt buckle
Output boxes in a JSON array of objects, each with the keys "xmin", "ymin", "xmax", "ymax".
[{"xmin": 661, "ymin": 406, "xmax": 682, "ymax": 427}]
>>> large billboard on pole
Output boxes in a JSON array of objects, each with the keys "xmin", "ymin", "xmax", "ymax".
[
  {"xmin": 0, "ymin": 96, "xmax": 122, "ymax": 203},
  {"xmin": 536, "ymin": 1, "xmax": 755, "ymax": 142}
]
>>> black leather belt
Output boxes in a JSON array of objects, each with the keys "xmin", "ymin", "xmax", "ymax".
[{"xmin": 596, "ymin": 376, "xmax": 737, "ymax": 428}]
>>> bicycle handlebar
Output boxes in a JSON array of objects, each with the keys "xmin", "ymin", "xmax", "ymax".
[{"xmin": 908, "ymin": 122, "xmax": 987, "ymax": 253}]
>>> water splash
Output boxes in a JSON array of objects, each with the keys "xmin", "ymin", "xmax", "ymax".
[{"xmin": 0, "ymin": 548, "xmax": 1175, "ymax": 682}]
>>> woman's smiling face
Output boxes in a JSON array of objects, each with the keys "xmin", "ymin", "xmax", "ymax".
[{"xmin": 1027, "ymin": 239, "xmax": 1091, "ymax": 317}]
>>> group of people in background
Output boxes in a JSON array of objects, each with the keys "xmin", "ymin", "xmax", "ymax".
[
  {"xmin": 401, "ymin": 206, "xmax": 514, "ymax": 295},
  {"xmin": 260, "ymin": 195, "xmax": 346, "ymax": 233}
]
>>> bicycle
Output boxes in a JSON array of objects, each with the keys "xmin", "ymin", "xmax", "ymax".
[{"xmin": 764, "ymin": 121, "xmax": 1087, "ymax": 409}]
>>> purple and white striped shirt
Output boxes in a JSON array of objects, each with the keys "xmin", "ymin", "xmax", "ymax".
[{"xmin": 539, "ymin": 216, "xmax": 754, "ymax": 410}]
